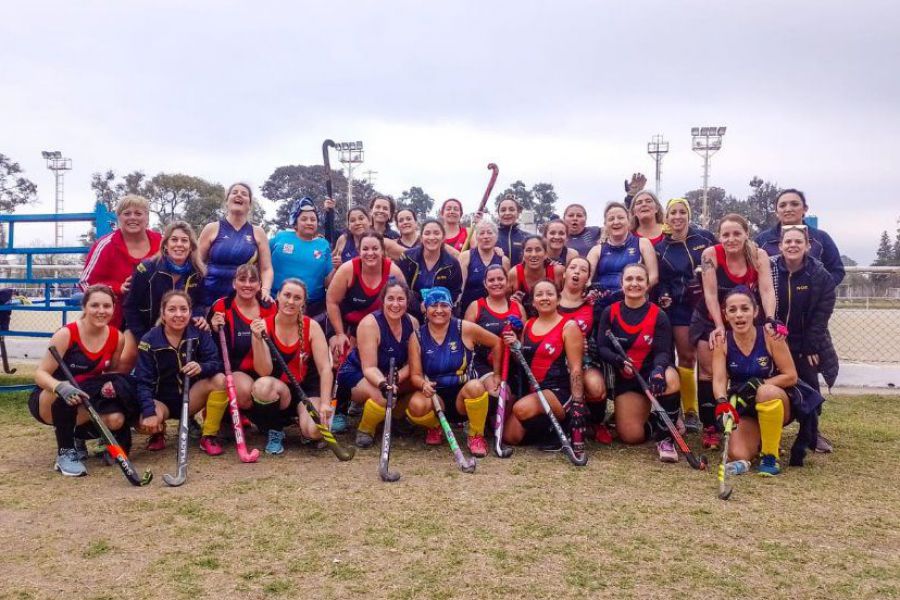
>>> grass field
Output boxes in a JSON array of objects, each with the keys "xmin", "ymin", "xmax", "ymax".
[{"xmin": 0, "ymin": 384, "xmax": 898, "ymax": 600}]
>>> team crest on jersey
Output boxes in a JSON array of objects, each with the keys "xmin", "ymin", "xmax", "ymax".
[
  {"xmin": 643, "ymin": 334, "xmax": 653, "ymax": 344},
  {"xmin": 627, "ymin": 247, "xmax": 637, "ymax": 256},
  {"xmin": 449, "ymin": 341, "xmax": 458, "ymax": 352},
  {"xmin": 543, "ymin": 343, "xmax": 556, "ymax": 354},
  {"xmin": 245, "ymin": 234, "xmax": 253, "ymax": 243},
  {"xmin": 757, "ymin": 356, "xmax": 770, "ymax": 368},
  {"xmin": 314, "ymin": 250, "xmax": 322, "ymax": 260}
]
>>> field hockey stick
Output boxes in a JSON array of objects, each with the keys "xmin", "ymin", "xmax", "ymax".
[
  {"xmin": 493, "ymin": 338, "xmax": 513, "ymax": 458},
  {"xmin": 378, "ymin": 358, "xmax": 400, "ymax": 482},
  {"xmin": 459, "ymin": 163, "xmax": 499, "ymax": 253},
  {"xmin": 49, "ymin": 347, "xmax": 152, "ymax": 486},
  {"xmin": 508, "ymin": 342, "xmax": 588, "ymax": 467},
  {"xmin": 328, "ymin": 350, "xmax": 347, "ymax": 429},
  {"xmin": 605, "ymin": 331, "xmax": 708, "ymax": 470},
  {"xmin": 322, "ymin": 139, "xmax": 337, "ymax": 243},
  {"xmin": 1, "ymin": 337, "xmax": 15, "ymax": 374},
  {"xmin": 717, "ymin": 395, "xmax": 738, "ymax": 501},
  {"xmin": 429, "ymin": 381, "xmax": 476, "ymax": 474},
  {"xmin": 261, "ymin": 333, "xmax": 355, "ymax": 461},
  {"xmin": 218, "ymin": 328, "xmax": 259, "ymax": 463},
  {"xmin": 163, "ymin": 338, "xmax": 193, "ymax": 486}
]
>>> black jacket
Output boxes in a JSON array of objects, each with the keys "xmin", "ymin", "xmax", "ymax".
[
  {"xmin": 757, "ymin": 222, "xmax": 845, "ymax": 287},
  {"xmin": 771, "ymin": 254, "xmax": 839, "ymax": 387},
  {"xmin": 123, "ymin": 258, "xmax": 204, "ymax": 342}
]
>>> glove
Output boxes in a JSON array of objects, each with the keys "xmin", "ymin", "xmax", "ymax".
[
  {"xmin": 506, "ymin": 316, "xmax": 524, "ymax": 333},
  {"xmin": 54, "ymin": 381, "xmax": 88, "ymax": 406},
  {"xmin": 648, "ymin": 366, "xmax": 667, "ymax": 396},
  {"xmin": 765, "ymin": 317, "xmax": 789, "ymax": 337},
  {"xmin": 734, "ymin": 378, "xmax": 763, "ymax": 404},
  {"xmin": 715, "ymin": 397, "xmax": 740, "ymax": 431}
]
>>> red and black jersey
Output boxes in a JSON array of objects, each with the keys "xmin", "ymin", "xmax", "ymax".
[
  {"xmin": 608, "ymin": 301, "xmax": 659, "ymax": 378},
  {"xmin": 444, "ymin": 227, "xmax": 468, "ymax": 251},
  {"xmin": 558, "ymin": 300, "xmax": 594, "ymax": 338},
  {"xmin": 212, "ymin": 295, "xmax": 277, "ymax": 373},
  {"xmin": 55, "ymin": 322, "xmax": 120, "ymax": 384},
  {"xmin": 713, "ymin": 244, "xmax": 759, "ymax": 307},
  {"xmin": 265, "ymin": 314, "xmax": 312, "ymax": 384},
  {"xmin": 515, "ymin": 262, "xmax": 557, "ymax": 317},
  {"xmin": 521, "ymin": 317, "xmax": 569, "ymax": 390},
  {"xmin": 472, "ymin": 298, "xmax": 523, "ymax": 372},
  {"xmin": 339, "ymin": 257, "xmax": 390, "ymax": 334}
]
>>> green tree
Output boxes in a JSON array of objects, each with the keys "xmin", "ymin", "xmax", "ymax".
[
  {"xmin": 840, "ymin": 254, "xmax": 857, "ymax": 267},
  {"xmin": 873, "ymin": 231, "xmax": 894, "ymax": 266},
  {"xmin": 0, "ymin": 153, "xmax": 38, "ymax": 247},
  {"xmin": 495, "ymin": 180, "xmax": 534, "ymax": 211},
  {"xmin": 530, "ymin": 182, "xmax": 558, "ymax": 226},
  {"xmin": 683, "ymin": 177, "xmax": 781, "ymax": 234},
  {"xmin": 397, "ymin": 186, "xmax": 435, "ymax": 219},
  {"xmin": 745, "ymin": 176, "xmax": 780, "ymax": 230}
]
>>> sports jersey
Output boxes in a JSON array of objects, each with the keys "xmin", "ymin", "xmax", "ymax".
[
  {"xmin": 472, "ymin": 298, "xmax": 522, "ymax": 374},
  {"xmin": 725, "ymin": 326, "xmax": 774, "ymax": 389},
  {"xmin": 419, "ymin": 318, "xmax": 472, "ymax": 388},
  {"xmin": 567, "ymin": 226, "xmax": 602, "ymax": 258},
  {"xmin": 712, "ymin": 244, "xmax": 759, "ymax": 311},
  {"xmin": 338, "ymin": 311, "xmax": 414, "ymax": 386},
  {"xmin": 521, "ymin": 317, "xmax": 570, "ymax": 395},
  {"xmin": 264, "ymin": 314, "xmax": 312, "ymax": 384},
  {"xmin": 55, "ymin": 322, "xmax": 120, "ymax": 384},
  {"xmin": 497, "ymin": 224, "xmax": 528, "ymax": 266},
  {"xmin": 592, "ymin": 233, "xmax": 642, "ymax": 292},
  {"xmin": 460, "ymin": 250, "xmax": 503, "ymax": 313},
  {"xmin": 634, "ymin": 230, "xmax": 664, "ymax": 246},
  {"xmin": 340, "ymin": 234, "xmax": 359, "ymax": 264},
  {"xmin": 211, "ymin": 295, "xmax": 277, "ymax": 372},
  {"xmin": 444, "ymin": 227, "xmax": 468, "ymax": 251},
  {"xmin": 514, "ymin": 262, "xmax": 557, "ymax": 317},
  {"xmin": 339, "ymin": 257, "xmax": 391, "ymax": 335},
  {"xmin": 595, "ymin": 301, "xmax": 672, "ymax": 379},
  {"xmin": 202, "ymin": 219, "xmax": 258, "ymax": 310},
  {"xmin": 558, "ymin": 300, "xmax": 594, "ymax": 338},
  {"xmin": 269, "ymin": 230, "xmax": 333, "ymax": 301}
]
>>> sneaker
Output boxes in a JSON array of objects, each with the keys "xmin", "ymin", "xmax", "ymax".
[
  {"xmin": 425, "ymin": 427, "xmax": 443, "ymax": 446},
  {"xmin": 702, "ymin": 426, "xmax": 721, "ymax": 450},
  {"xmin": 348, "ymin": 402, "xmax": 363, "ymax": 417},
  {"xmin": 188, "ymin": 419, "xmax": 202, "ymax": 440},
  {"xmin": 73, "ymin": 438, "xmax": 89, "ymax": 461},
  {"xmin": 265, "ymin": 430, "xmax": 285, "ymax": 455},
  {"xmin": 683, "ymin": 411, "xmax": 702, "ymax": 434},
  {"xmin": 199, "ymin": 435, "xmax": 224, "ymax": 456},
  {"xmin": 467, "ymin": 434, "xmax": 487, "ymax": 457},
  {"xmin": 657, "ymin": 439, "xmax": 679, "ymax": 463},
  {"xmin": 331, "ymin": 414, "xmax": 349, "ymax": 434},
  {"xmin": 54, "ymin": 448, "xmax": 87, "ymax": 477},
  {"xmin": 758, "ymin": 454, "xmax": 781, "ymax": 476},
  {"xmin": 146, "ymin": 432, "xmax": 166, "ymax": 452},
  {"xmin": 593, "ymin": 423, "xmax": 613, "ymax": 445},
  {"xmin": 537, "ymin": 437, "xmax": 563, "ymax": 452},
  {"xmin": 355, "ymin": 430, "xmax": 375, "ymax": 448},
  {"xmin": 814, "ymin": 433, "xmax": 834, "ymax": 454}
]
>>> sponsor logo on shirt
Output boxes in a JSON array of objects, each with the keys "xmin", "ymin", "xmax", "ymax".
[{"xmin": 283, "ymin": 243, "xmax": 294, "ymax": 255}]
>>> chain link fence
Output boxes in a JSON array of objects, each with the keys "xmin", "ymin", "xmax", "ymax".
[{"xmin": 831, "ymin": 267, "xmax": 900, "ymax": 364}]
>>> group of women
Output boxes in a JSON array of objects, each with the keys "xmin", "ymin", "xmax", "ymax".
[{"xmin": 35, "ymin": 178, "xmax": 840, "ymax": 479}]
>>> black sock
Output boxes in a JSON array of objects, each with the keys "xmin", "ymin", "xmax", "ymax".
[
  {"xmin": 114, "ymin": 425, "xmax": 133, "ymax": 455},
  {"xmin": 521, "ymin": 413, "xmax": 552, "ymax": 444},
  {"xmin": 698, "ymin": 380, "xmax": 716, "ymax": 428},
  {"xmin": 651, "ymin": 391, "xmax": 681, "ymax": 441},
  {"xmin": 51, "ymin": 398, "xmax": 77, "ymax": 451},
  {"xmin": 587, "ymin": 399, "xmax": 608, "ymax": 424},
  {"xmin": 250, "ymin": 400, "xmax": 282, "ymax": 434},
  {"xmin": 74, "ymin": 423, "xmax": 99, "ymax": 441}
]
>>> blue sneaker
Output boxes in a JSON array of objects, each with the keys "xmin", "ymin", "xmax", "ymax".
[
  {"xmin": 265, "ymin": 430, "xmax": 285, "ymax": 455},
  {"xmin": 331, "ymin": 413, "xmax": 349, "ymax": 434},
  {"xmin": 54, "ymin": 448, "xmax": 87, "ymax": 477},
  {"xmin": 73, "ymin": 438, "xmax": 89, "ymax": 461},
  {"xmin": 758, "ymin": 454, "xmax": 781, "ymax": 477}
]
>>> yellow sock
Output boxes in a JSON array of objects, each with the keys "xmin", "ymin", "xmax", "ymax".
[
  {"xmin": 358, "ymin": 398, "xmax": 386, "ymax": 435},
  {"xmin": 202, "ymin": 390, "xmax": 229, "ymax": 437},
  {"xmin": 756, "ymin": 398, "xmax": 784, "ymax": 458},
  {"xmin": 406, "ymin": 409, "xmax": 440, "ymax": 430},
  {"xmin": 678, "ymin": 367, "xmax": 697, "ymax": 414},
  {"xmin": 464, "ymin": 392, "xmax": 490, "ymax": 437}
]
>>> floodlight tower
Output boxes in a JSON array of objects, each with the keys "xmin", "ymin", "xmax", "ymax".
[
  {"xmin": 42, "ymin": 150, "xmax": 72, "ymax": 248},
  {"xmin": 337, "ymin": 141, "xmax": 364, "ymax": 206},
  {"xmin": 646, "ymin": 134, "xmax": 669, "ymax": 197},
  {"xmin": 691, "ymin": 127, "xmax": 726, "ymax": 229}
]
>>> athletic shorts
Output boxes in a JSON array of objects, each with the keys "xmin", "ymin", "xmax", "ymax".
[
  {"xmin": 612, "ymin": 369, "xmax": 653, "ymax": 398},
  {"xmin": 688, "ymin": 309, "xmax": 715, "ymax": 346},
  {"xmin": 434, "ymin": 384, "xmax": 465, "ymax": 423},
  {"xmin": 665, "ymin": 301, "xmax": 695, "ymax": 328},
  {"xmin": 29, "ymin": 373, "xmax": 138, "ymax": 425},
  {"xmin": 287, "ymin": 370, "xmax": 322, "ymax": 411}
]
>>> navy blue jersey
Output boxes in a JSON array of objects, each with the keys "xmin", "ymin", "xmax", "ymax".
[
  {"xmin": 497, "ymin": 224, "xmax": 529, "ymax": 266},
  {"xmin": 460, "ymin": 250, "xmax": 502, "ymax": 314},
  {"xmin": 202, "ymin": 219, "xmax": 258, "ymax": 309},
  {"xmin": 567, "ymin": 226, "xmax": 602, "ymax": 258},
  {"xmin": 339, "ymin": 311, "xmax": 414, "ymax": 382},
  {"xmin": 419, "ymin": 318, "xmax": 472, "ymax": 388},
  {"xmin": 340, "ymin": 234, "xmax": 359, "ymax": 264},
  {"xmin": 592, "ymin": 233, "xmax": 642, "ymax": 292},
  {"xmin": 725, "ymin": 326, "xmax": 774, "ymax": 389}
]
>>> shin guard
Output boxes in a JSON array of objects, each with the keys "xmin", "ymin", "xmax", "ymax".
[
  {"xmin": 464, "ymin": 392, "xmax": 489, "ymax": 437},
  {"xmin": 406, "ymin": 409, "xmax": 440, "ymax": 430},
  {"xmin": 358, "ymin": 398, "xmax": 387, "ymax": 435},
  {"xmin": 251, "ymin": 394, "xmax": 282, "ymax": 434},
  {"xmin": 51, "ymin": 397, "xmax": 78, "ymax": 450},
  {"xmin": 651, "ymin": 391, "xmax": 681, "ymax": 441},
  {"xmin": 698, "ymin": 380, "xmax": 716, "ymax": 427},
  {"xmin": 756, "ymin": 398, "xmax": 784, "ymax": 459},
  {"xmin": 202, "ymin": 390, "xmax": 229, "ymax": 437},
  {"xmin": 678, "ymin": 367, "xmax": 697, "ymax": 414},
  {"xmin": 587, "ymin": 398, "xmax": 608, "ymax": 424}
]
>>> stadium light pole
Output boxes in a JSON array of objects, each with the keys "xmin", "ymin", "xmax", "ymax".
[
  {"xmin": 42, "ymin": 150, "xmax": 72, "ymax": 249},
  {"xmin": 337, "ymin": 141, "xmax": 364, "ymax": 207},
  {"xmin": 647, "ymin": 134, "xmax": 669, "ymax": 197},
  {"xmin": 691, "ymin": 127, "xmax": 726, "ymax": 228}
]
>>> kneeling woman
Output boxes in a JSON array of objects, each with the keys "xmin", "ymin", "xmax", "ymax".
[
  {"xmin": 594, "ymin": 264, "xmax": 682, "ymax": 463},
  {"xmin": 33, "ymin": 285, "xmax": 138, "ymax": 477},
  {"xmin": 712, "ymin": 288, "xmax": 804, "ymax": 476},
  {"xmin": 133, "ymin": 290, "xmax": 224, "ymax": 451},
  {"xmin": 407, "ymin": 287, "xmax": 501, "ymax": 457},
  {"xmin": 501, "ymin": 280, "xmax": 585, "ymax": 449},
  {"xmin": 336, "ymin": 278, "xmax": 419, "ymax": 448},
  {"xmin": 249, "ymin": 279, "xmax": 332, "ymax": 455}
]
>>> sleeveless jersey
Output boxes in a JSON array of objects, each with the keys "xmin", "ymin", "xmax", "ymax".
[
  {"xmin": 212, "ymin": 296, "xmax": 277, "ymax": 372},
  {"xmin": 559, "ymin": 300, "xmax": 594, "ymax": 337},
  {"xmin": 265, "ymin": 314, "xmax": 312, "ymax": 383},
  {"xmin": 592, "ymin": 233, "xmax": 642, "ymax": 292},
  {"xmin": 339, "ymin": 257, "xmax": 391, "ymax": 333},
  {"xmin": 56, "ymin": 322, "xmax": 120, "ymax": 383},
  {"xmin": 725, "ymin": 326, "xmax": 773, "ymax": 388},
  {"xmin": 608, "ymin": 301, "xmax": 660, "ymax": 378},
  {"xmin": 472, "ymin": 298, "xmax": 523, "ymax": 371},
  {"xmin": 713, "ymin": 244, "xmax": 759, "ymax": 308},
  {"xmin": 521, "ymin": 317, "xmax": 569, "ymax": 389},
  {"xmin": 460, "ymin": 250, "xmax": 502, "ymax": 313},
  {"xmin": 341, "ymin": 311, "xmax": 414, "ymax": 378},
  {"xmin": 397, "ymin": 236, "xmax": 420, "ymax": 250},
  {"xmin": 420, "ymin": 318, "xmax": 472, "ymax": 388},
  {"xmin": 203, "ymin": 219, "xmax": 258, "ymax": 307},
  {"xmin": 444, "ymin": 227, "xmax": 468, "ymax": 251},
  {"xmin": 340, "ymin": 234, "xmax": 359, "ymax": 263},
  {"xmin": 515, "ymin": 262, "xmax": 558, "ymax": 317},
  {"xmin": 635, "ymin": 230, "xmax": 664, "ymax": 246}
]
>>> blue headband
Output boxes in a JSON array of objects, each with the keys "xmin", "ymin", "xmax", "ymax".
[
  {"xmin": 422, "ymin": 287, "xmax": 453, "ymax": 307},
  {"xmin": 289, "ymin": 196, "xmax": 317, "ymax": 225}
]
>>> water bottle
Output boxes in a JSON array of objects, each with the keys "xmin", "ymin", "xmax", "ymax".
[{"xmin": 725, "ymin": 460, "xmax": 751, "ymax": 476}]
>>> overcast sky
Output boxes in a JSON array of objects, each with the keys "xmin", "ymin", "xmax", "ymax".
[{"xmin": 2, "ymin": 1, "xmax": 898, "ymax": 263}]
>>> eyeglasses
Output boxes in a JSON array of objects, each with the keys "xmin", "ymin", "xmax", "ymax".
[{"xmin": 782, "ymin": 224, "xmax": 807, "ymax": 232}]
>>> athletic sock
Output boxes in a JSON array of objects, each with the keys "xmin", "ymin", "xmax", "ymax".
[
  {"xmin": 697, "ymin": 380, "xmax": 716, "ymax": 428},
  {"xmin": 521, "ymin": 413, "xmax": 552, "ymax": 441},
  {"xmin": 251, "ymin": 394, "xmax": 282, "ymax": 433},
  {"xmin": 358, "ymin": 398, "xmax": 386, "ymax": 435},
  {"xmin": 651, "ymin": 391, "xmax": 681, "ymax": 441},
  {"xmin": 464, "ymin": 392, "xmax": 490, "ymax": 437},
  {"xmin": 51, "ymin": 397, "xmax": 77, "ymax": 450},
  {"xmin": 73, "ymin": 423, "xmax": 99, "ymax": 441},
  {"xmin": 406, "ymin": 409, "xmax": 440, "ymax": 430},
  {"xmin": 202, "ymin": 390, "xmax": 229, "ymax": 437},
  {"xmin": 678, "ymin": 367, "xmax": 698, "ymax": 414},
  {"xmin": 756, "ymin": 397, "xmax": 784, "ymax": 459},
  {"xmin": 587, "ymin": 398, "xmax": 608, "ymax": 424},
  {"xmin": 114, "ymin": 424, "xmax": 133, "ymax": 455}
]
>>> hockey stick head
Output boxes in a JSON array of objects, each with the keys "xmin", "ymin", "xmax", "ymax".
[
  {"xmin": 563, "ymin": 446, "xmax": 589, "ymax": 467},
  {"xmin": 718, "ymin": 485, "xmax": 733, "ymax": 501},
  {"xmin": 379, "ymin": 467, "xmax": 401, "ymax": 482},
  {"xmin": 494, "ymin": 441, "xmax": 513, "ymax": 459},
  {"xmin": 238, "ymin": 448, "xmax": 261, "ymax": 463},
  {"xmin": 686, "ymin": 453, "xmax": 709, "ymax": 471},
  {"xmin": 461, "ymin": 458, "xmax": 477, "ymax": 474},
  {"xmin": 162, "ymin": 472, "xmax": 186, "ymax": 487}
]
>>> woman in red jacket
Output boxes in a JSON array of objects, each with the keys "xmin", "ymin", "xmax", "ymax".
[{"xmin": 79, "ymin": 195, "xmax": 162, "ymax": 329}]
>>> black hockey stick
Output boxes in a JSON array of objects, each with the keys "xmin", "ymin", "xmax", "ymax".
[
  {"xmin": 49, "ymin": 346, "xmax": 152, "ymax": 486},
  {"xmin": 262, "ymin": 333, "xmax": 355, "ymax": 461},
  {"xmin": 164, "ymin": 338, "xmax": 193, "ymax": 486},
  {"xmin": 378, "ymin": 358, "xmax": 400, "ymax": 482}
]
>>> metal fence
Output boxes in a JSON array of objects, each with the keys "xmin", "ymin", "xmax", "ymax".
[{"xmin": 831, "ymin": 266, "xmax": 900, "ymax": 364}]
